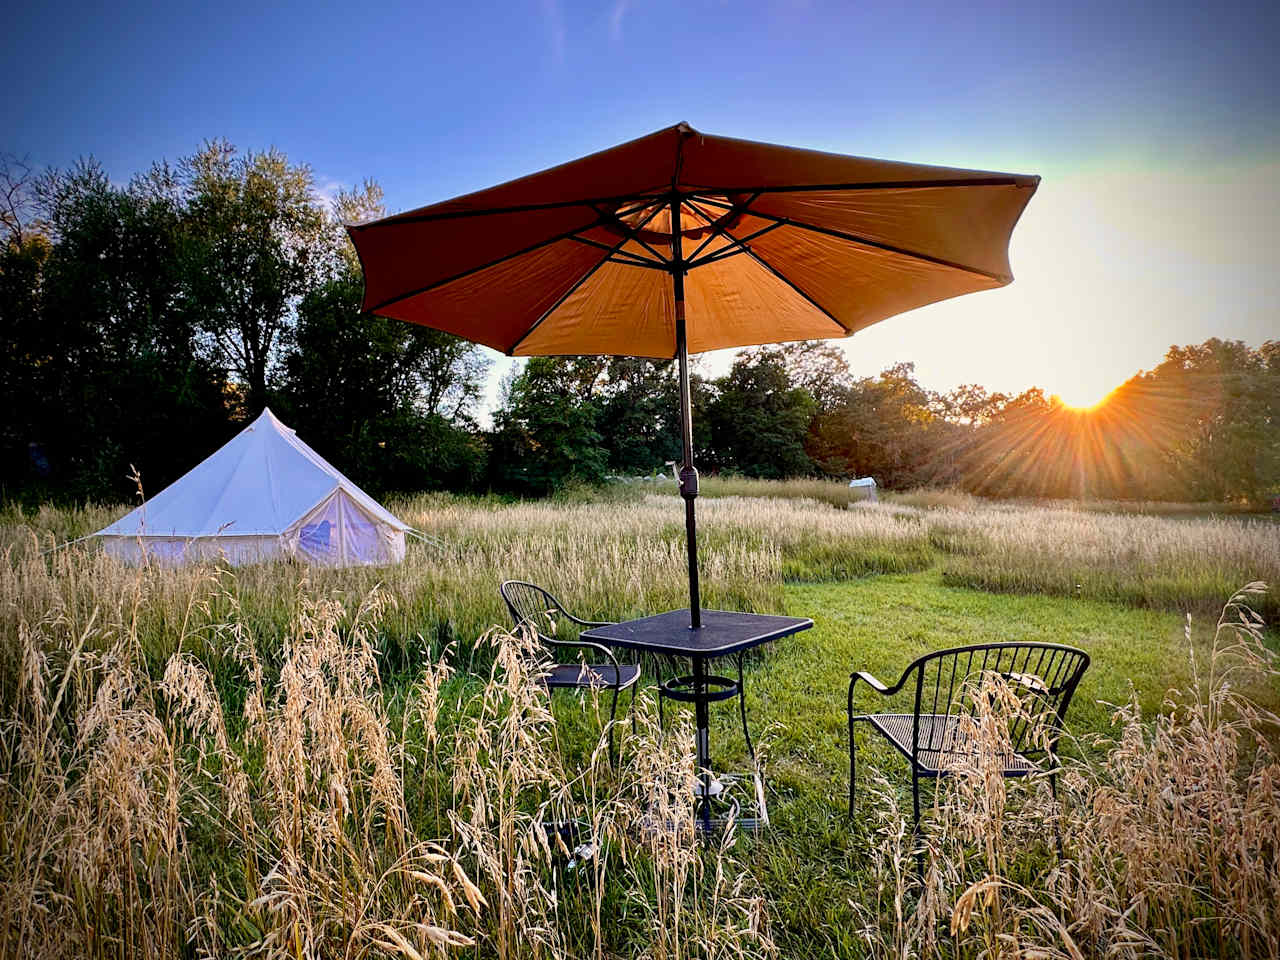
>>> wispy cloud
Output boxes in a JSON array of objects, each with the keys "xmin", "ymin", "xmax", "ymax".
[
  {"xmin": 540, "ymin": 0, "xmax": 566, "ymax": 64},
  {"xmin": 311, "ymin": 176, "xmax": 345, "ymax": 210},
  {"xmin": 609, "ymin": 0, "xmax": 628, "ymax": 43}
]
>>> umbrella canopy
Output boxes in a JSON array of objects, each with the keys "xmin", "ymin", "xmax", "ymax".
[
  {"xmin": 348, "ymin": 123, "xmax": 1039, "ymax": 623},
  {"xmin": 349, "ymin": 122, "xmax": 1038, "ymax": 358}
]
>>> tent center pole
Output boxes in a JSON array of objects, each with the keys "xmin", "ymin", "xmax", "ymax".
[{"xmin": 672, "ymin": 192, "xmax": 701, "ymax": 630}]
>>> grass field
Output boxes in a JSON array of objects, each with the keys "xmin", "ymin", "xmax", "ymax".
[{"xmin": 2, "ymin": 480, "xmax": 1278, "ymax": 958}]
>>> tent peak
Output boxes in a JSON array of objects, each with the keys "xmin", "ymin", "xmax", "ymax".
[{"xmin": 253, "ymin": 407, "xmax": 298, "ymax": 434}]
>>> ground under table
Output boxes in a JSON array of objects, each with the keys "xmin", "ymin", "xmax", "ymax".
[{"xmin": 582, "ymin": 608, "xmax": 812, "ymax": 831}]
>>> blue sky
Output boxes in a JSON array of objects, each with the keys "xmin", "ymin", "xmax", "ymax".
[{"xmin": 8, "ymin": 0, "xmax": 1278, "ymax": 410}]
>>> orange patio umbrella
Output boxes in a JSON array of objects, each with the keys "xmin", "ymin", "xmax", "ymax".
[{"xmin": 348, "ymin": 123, "xmax": 1039, "ymax": 626}]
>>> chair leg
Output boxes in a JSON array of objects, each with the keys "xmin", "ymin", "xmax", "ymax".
[
  {"xmin": 847, "ymin": 681, "xmax": 858, "ymax": 819},
  {"xmin": 848, "ymin": 719, "xmax": 858, "ymax": 819},
  {"xmin": 912, "ymin": 772, "xmax": 921, "ymax": 832},
  {"xmin": 608, "ymin": 685, "xmax": 621, "ymax": 769},
  {"xmin": 912, "ymin": 769, "xmax": 924, "ymax": 875},
  {"xmin": 1049, "ymin": 769, "xmax": 1063, "ymax": 860},
  {"xmin": 630, "ymin": 681, "xmax": 638, "ymax": 735}
]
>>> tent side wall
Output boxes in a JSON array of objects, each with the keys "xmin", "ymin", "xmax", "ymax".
[
  {"xmin": 286, "ymin": 489, "xmax": 407, "ymax": 567},
  {"xmin": 100, "ymin": 534, "xmax": 287, "ymax": 566},
  {"xmin": 99, "ymin": 488, "xmax": 407, "ymax": 569}
]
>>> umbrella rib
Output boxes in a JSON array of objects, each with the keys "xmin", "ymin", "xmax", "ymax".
[
  {"xmin": 364, "ymin": 216, "xmax": 609, "ymax": 315},
  {"xmin": 683, "ymin": 200, "xmax": 850, "ymax": 334},
  {"xmin": 569, "ymin": 235, "xmax": 663, "ymax": 267},
  {"xmin": 681, "ymin": 192, "xmax": 760, "ymax": 264},
  {"xmin": 613, "ymin": 197, "xmax": 667, "ymax": 221},
  {"xmin": 590, "ymin": 201, "xmax": 672, "ymax": 266},
  {"xmin": 683, "ymin": 175, "xmax": 1035, "ymax": 195},
  {"xmin": 507, "ymin": 202, "xmax": 670, "ymax": 356},
  {"xmin": 693, "ymin": 195, "xmax": 1011, "ymax": 283},
  {"xmin": 607, "ymin": 256, "xmax": 671, "ymax": 270},
  {"xmin": 684, "ymin": 247, "xmax": 747, "ymax": 268},
  {"xmin": 734, "ymin": 243, "xmax": 853, "ymax": 334},
  {"xmin": 684, "ymin": 221, "xmax": 782, "ymax": 270},
  {"xmin": 357, "ymin": 190, "xmax": 670, "ymax": 227}
]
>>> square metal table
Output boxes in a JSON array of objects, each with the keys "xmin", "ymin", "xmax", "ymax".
[{"xmin": 582, "ymin": 609, "xmax": 812, "ymax": 830}]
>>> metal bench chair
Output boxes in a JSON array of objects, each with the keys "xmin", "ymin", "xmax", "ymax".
[
  {"xmin": 848, "ymin": 641, "xmax": 1090, "ymax": 834},
  {"xmin": 499, "ymin": 580, "xmax": 640, "ymax": 767}
]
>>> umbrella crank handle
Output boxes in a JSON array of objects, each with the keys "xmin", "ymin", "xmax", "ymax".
[{"xmin": 679, "ymin": 465, "xmax": 699, "ymax": 499}]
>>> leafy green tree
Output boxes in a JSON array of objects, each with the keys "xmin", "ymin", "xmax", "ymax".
[
  {"xmin": 279, "ymin": 270, "xmax": 489, "ymax": 493},
  {"xmin": 490, "ymin": 357, "xmax": 608, "ymax": 494},
  {"xmin": 1, "ymin": 143, "xmax": 503, "ymax": 504},
  {"xmin": 934, "ymin": 383, "xmax": 1009, "ymax": 426},
  {"xmin": 805, "ymin": 362, "xmax": 945, "ymax": 486},
  {"xmin": 4, "ymin": 159, "xmax": 228, "ymax": 500},
  {"xmin": 950, "ymin": 387, "xmax": 1059, "ymax": 497},
  {"xmin": 947, "ymin": 340, "xmax": 1279, "ymax": 503},
  {"xmin": 595, "ymin": 358, "xmax": 682, "ymax": 474},
  {"xmin": 771, "ymin": 340, "xmax": 852, "ymax": 411},
  {"xmin": 1141, "ymin": 339, "xmax": 1279, "ymax": 502},
  {"xmin": 0, "ymin": 157, "xmax": 53, "ymax": 496},
  {"xmin": 705, "ymin": 351, "xmax": 815, "ymax": 478},
  {"xmin": 179, "ymin": 141, "xmax": 327, "ymax": 414}
]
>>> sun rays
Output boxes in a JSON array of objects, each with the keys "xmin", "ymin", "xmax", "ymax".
[{"xmin": 939, "ymin": 370, "xmax": 1213, "ymax": 501}]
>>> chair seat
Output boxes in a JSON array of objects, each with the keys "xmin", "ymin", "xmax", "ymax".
[
  {"xmin": 866, "ymin": 713, "xmax": 1039, "ymax": 777},
  {"xmin": 544, "ymin": 662, "xmax": 641, "ymax": 691}
]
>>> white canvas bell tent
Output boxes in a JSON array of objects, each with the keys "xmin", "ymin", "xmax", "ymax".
[{"xmin": 93, "ymin": 408, "xmax": 409, "ymax": 567}]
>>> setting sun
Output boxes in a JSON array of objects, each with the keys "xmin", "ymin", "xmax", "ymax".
[{"xmin": 1054, "ymin": 385, "xmax": 1115, "ymax": 412}]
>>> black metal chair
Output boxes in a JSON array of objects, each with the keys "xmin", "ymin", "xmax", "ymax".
[
  {"xmin": 499, "ymin": 580, "xmax": 640, "ymax": 767},
  {"xmin": 848, "ymin": 641, "xmax": 1090, "ymax": 834}
]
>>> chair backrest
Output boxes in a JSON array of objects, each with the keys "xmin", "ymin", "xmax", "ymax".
[
  {"xmin": 906, "ymin": 642, "xmax": 1090, "ymax": 760},
  {"xmin": 499, "ymin": 580, "xmax": 565, "ymax": 645}
]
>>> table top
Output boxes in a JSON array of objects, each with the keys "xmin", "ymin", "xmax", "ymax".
[{"xmin": 581, "ymin": 609, "xmax": 813, "ymax": 657}]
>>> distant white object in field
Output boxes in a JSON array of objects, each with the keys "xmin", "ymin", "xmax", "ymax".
[
  {"xmin": 93, "ymin": 408, "xmax": 408, "ymax": 567},
  {"xmin": 848, "ymin": 477, "xmax": 878, "ymax": 502}
]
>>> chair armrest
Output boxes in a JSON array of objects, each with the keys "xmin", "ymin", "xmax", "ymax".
[
  {"xmin": 562, "ymin": 612, "xmax": 615, "ymax": 629},
  {"xmin": 850, "ymin": 671, "xmax": 891, "ymax": 694},
  {"xmin": 546, "ymin": 637, "xmax": 623, "ymax": 676},
  {"xmin": 848, "ymin": 668, "xmax": 911, "ymax": 718}
]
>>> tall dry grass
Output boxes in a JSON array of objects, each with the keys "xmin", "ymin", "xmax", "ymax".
[
  {"xmin": 1, "ymin": 494, "xmax": 790, "ymax": 676},
  {"xmin": 642, "ymin": 477, "xmax": 1280, "ymax": 616},
  {"xmin": 1, "ymin": 491, "xmax": 941, "ymax": 682},
  {"xmin": 0, "ymin": 555, "xmax": 776, "ymax": 959},
  {"xmin": 690, "ymin": 476, "xmax": 867, "ymax": 510},
  {"xmin": 853, "ymin": 583, "xmax": 1280, "ymax": 959},
  {"xmin": 5, "ymin": 488, "xmax": 1272, "ymax": 669},
  {"xmin": 926, "ymin": 503, "xmax": 1280, "ymax": 617}
]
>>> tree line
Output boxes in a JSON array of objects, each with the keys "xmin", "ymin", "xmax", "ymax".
[
  {"xmin": 492, "ymin": 339, "xmax": 1278, "ymax": 503},
  {"xmin": 2, "ymin": 146, "xmax": 1276, "ymax": 506},
  {"xmin": 1, "ymin": 144, "xmax": 489, "ymax": 504}
]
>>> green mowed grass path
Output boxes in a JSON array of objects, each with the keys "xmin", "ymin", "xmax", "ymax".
[{"xmin": 628, "ymin": 570, "xmax": 1275, "ymax": 958}]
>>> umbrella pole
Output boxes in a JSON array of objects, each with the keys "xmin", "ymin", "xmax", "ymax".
[{"xmin": 672, "ymin": 194, "xmax": 702, "ymax": 629}]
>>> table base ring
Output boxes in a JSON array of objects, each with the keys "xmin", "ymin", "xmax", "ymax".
[{"xmin": 658, "ymin": 673, "xmax": 740, "ymax": 703}]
